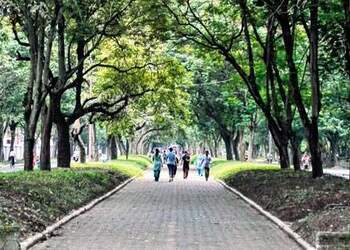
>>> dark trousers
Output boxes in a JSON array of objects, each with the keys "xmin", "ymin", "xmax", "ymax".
[
  {"xmin": 167, "ymin": 164, "xmax": 176, "ymax": 178},
  {"xmin": 205, "ymin": 167, "xmax": 210, "ymax": 180},
  {"xmin": 183, "ymin": 166, "xmax": 189, "ymax": 179},
  {"xmin": 154, "ymin": 170, "xmax": 160, "ymax": 181},
  {"xmin": 9, "ymin": 156, "xmax": 15, "ymax": 167}
]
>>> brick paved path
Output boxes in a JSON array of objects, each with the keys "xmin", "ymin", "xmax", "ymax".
[{"xmin": 32, "ymin": 168, "xmax": 301, "ymax": 250}]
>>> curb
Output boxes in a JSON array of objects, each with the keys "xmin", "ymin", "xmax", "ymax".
[
  {"xmin": 218, "ymin": 180, "xmax": 316, "ymax": 250},
  {"xmin": 20, "ymin": 177, "xmax": 136, "ymax": 250}
]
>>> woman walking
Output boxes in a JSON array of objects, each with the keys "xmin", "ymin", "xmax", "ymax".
[
  {"xmin": 196, "ymin": 154, "xmax": 204, "ymax": 176},
  {"xmin": 152, "ymin": 148, "xmax": 162, "ymax": 182},
  {"xmin": 182, "ymin": 151, "xmax": 190, "ymax": 179}
]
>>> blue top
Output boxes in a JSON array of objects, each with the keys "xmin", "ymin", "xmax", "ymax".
[
  {"xmin": 166, "ymin": 151, "xmax": 176, "ymax": 165},
  {"xmin": 196, "ymin": 155, "xmax": 204, "ymax": 169},
  {"xmin": 201, "ymin": 155, "xmax": 212, "ymax": 168}
]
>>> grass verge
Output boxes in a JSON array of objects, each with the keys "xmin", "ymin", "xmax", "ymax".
[
  {"xmin": 0, "ymin": 156, "xmax": 150, "ymax": 240},
  {"xmin": 212, "ymin": 161, "xmax": 350, "ymax": 246}
]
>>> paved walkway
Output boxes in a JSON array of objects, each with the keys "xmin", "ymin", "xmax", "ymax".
[{"xmin": 31, "ymin": 168, "xmax": 301, "ymax": 250}]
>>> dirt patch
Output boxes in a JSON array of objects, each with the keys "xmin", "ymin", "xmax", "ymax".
[{"xmin": 223, "ymin": 170, "xmax": 350, "ymax": 245}]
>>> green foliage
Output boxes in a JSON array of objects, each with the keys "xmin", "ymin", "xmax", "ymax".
[
  {"xmin": 0, "ymin": 18, "xmax": 27, "ymax": 123},
  {"xmin": 94, "ymin": 37, "xmax": 192, "ymax": 139}
]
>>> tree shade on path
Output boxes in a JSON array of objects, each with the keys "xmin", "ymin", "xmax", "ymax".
[{"xmin": 31, "ymin": 169, "xmax": 301, "ymax": 250}]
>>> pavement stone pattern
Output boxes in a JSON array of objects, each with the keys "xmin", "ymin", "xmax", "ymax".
[{"xmin": 31, "ymin": 168, "xmax": 302, "ymax": 250}]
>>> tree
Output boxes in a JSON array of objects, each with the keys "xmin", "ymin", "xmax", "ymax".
[
  {"xmin": 160, "ymin": 0, "xmax": 303, "ymax": 170},
  {"xmin": 0, "ymin": 18, "xmax": 27, "ymax": 161}
]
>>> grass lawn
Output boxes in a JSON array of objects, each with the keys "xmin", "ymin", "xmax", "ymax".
[
  {"xmin": 0, "ymin": 156, "xmax": 150, "ymax": 240},
  {"xmin": 212, "ymin": 160, "xmax": 350, "ymax": 246}
]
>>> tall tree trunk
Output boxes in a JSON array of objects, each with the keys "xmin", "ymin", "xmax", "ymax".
[
  {"xmin": 308, "ymin": 0, "xmax": 323, "ymax": 178},
  {"xmin": 40, "ymin": 105, "xmax": 53, "ymax": 171},
  {"xmin": 0, "ymin": 121, "xmax": 4, "ymax": 162},
  {"xmin": 57, "ymin": 122, "xmax": 71, "ymax": 168},
  {"xmin": 343, "ymin": 0, "xmax": 350, "ymax": 79},
  {"xmin": 221, "ymin": 132, "xmax": 233, "ymax": 160},
  {"xmin": 109, "ymin": 135, "xmax": 117, "ymax": 160}
]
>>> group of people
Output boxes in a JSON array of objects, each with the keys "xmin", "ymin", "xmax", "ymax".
[{"xmin": 151, "ymin": 147, "xmax": 212, "ymax": 182}]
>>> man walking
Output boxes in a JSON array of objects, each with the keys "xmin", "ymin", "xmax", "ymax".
[{"xmin": 166, "ymin": 147, "xmax": 177, "ymax": 182}]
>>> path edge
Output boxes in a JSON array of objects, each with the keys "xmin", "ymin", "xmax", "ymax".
[
  {"xmin": 218, "ymin": 180, "xmax": 316, "ymax": 250},
  {"xmin": 20, "ymin": 177, "xmax": 136, "ymax": 250}
]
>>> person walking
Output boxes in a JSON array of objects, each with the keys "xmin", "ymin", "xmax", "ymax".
[
  {"xmin": 182, "ymin": 151, "xmax": 191, "ymax": 179},
  {"xmin": 166, "ymin": 147, "xmax": 177, "ymax": 182},
  {"xmin": 152, "ymin": 148, "xmax": 162, "ymax": 182},
  {"xmin": 196, "ymin": 153, "xmax": 204, "ymax": 176},
  {"xmin": 201, "ymin": 150, "xmax": 212, "ymax": 181},
  {"xmin": 9, "ymin": 150, "xmax": 15, "ymax": 168}
]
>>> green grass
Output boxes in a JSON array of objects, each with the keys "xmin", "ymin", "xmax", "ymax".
[
  {"xmin": 0, "ymin": 156, "xmax": 149, "ymax": 239},
  {"xmin": 211, "ymin": 160, "xmax": 279, "ymax": 180},
  {"xmin": 74, "ymin": 155, "xmax": 150, "ymax": 177}
]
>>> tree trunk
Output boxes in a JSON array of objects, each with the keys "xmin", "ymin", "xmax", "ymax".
[
  {"xmin": 117, "ymin": 135, "xmax": 126, "ymax": 155},
  {"xmin": 290, "ymin": 135, "xmax": 301, "ymax": 171},
  {"xmin": 9, "ymin": 121, "xmax": 17, "ymax": 152},
  {"xmin": 308, "ymin": 0, "xmax": 323, "ymax": 178},
  {"xmin": 109, "ymin": 135, "xmax": 117, "ymax": 160},
  {"xmin": 329, "ymin": 135, "xmax": 338, "ymax": 168},
  {"xmin": 57, "ymin": 122, "xmax": 71, "ymax": 168},
  {"xmin": 40, "ymin": 105, "xmax": 53, "ymax": 171},
  {"xmin": 77, "ymin": 136, "xmax": 86, "ymax": 163},
  {"xmin": 213, "ymin": 137, "xmax": 219, "ymax": 158},
  {"xmin": 278, "ymin": 143, "xmax": 290, "ymax": 170},
  {"xmin": 221, "ymin": 133, "xmax": 233, "ymax": 160},
  {"xmin": 88, "ymin": 123, "xmax": 98, "ymax": 161},
  {"xmin": 125, "ymin": 138, "xmax": 129, "ymax": 160},
  {"xmin": 232, "ymin": 132, "xmax": 240, "ymax": 161},
  {"xmin": 343, "ymin": 0, "xmax": 350, "ymax": 79},
  {"xmin": 268, "ymin": 123, "xmax": 290, "ymax": 169},
  {"xmin": 308, "ymin": 121, "xmax": 323, "ymax": 178},
  {"xmin": 247, "ymin": 127, "xmax": 255, "ymax": 161},
  {"xmin": 238, "ymin": 131, "xmax": 245, "ymax": 161},
  {"xmin": 23, "ymin": 128, "xmax": 35, "ymax": 171},
  {"xmin": 0, "ymin": 121, "xmax": 4, "ymax": 162}
]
